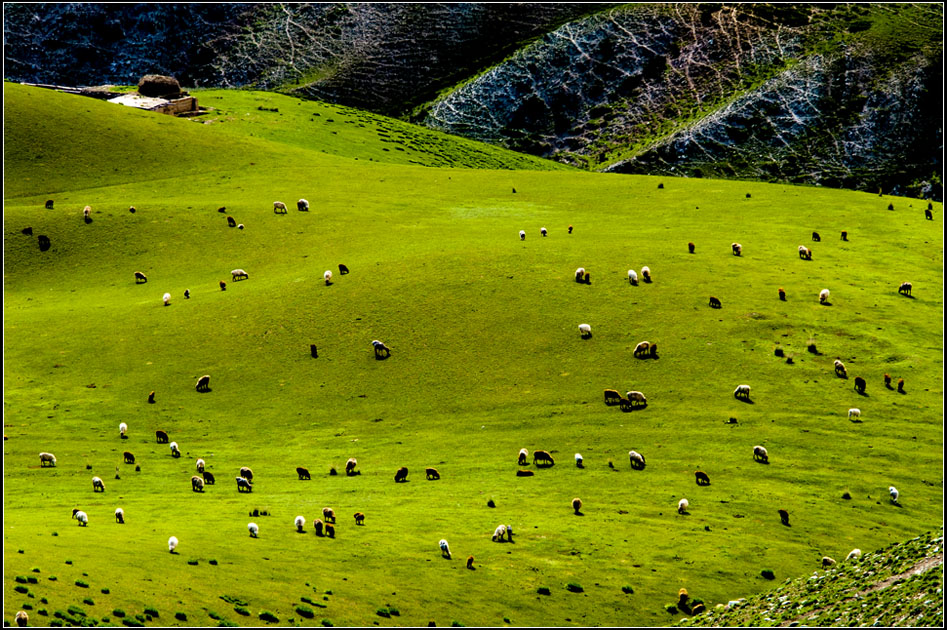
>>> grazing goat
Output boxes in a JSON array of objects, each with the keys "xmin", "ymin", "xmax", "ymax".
[
  {"xmin": 169, "ymin": 442, "xmax": 181, "ymax": 458},
  {"xmin": 854, "ymin": 376, "xmax": 867, "ymax": 394},
  {"xmin": 568, "ymin": 225, "xmax": 573, "ymax": 234},
  {"xmin": 72, "ymin": 508, "xmax": 89, "ymax": 526},
  {"xmin": 812, "ymin": 231, "xmax": 821, "ymax": 242},
  {"xmin": 155, "ymin": 430, "xmax": 169, "ymax": 443},
  {"xmin": 297, "ymin": 199, "xmax": 309, "ymax": 211},
  {"xmin": 324, "ymin": 270, "xmax": 333, "ymax": 285},
  {"xmin": 626, "ymin": 390, "xmax": 647, "ymax": 408},
  {"xmin": 628, "ymin": 269, "xmax": 638, "ymax": 285},
  {"xmin": 778, "ymin": 509, "xmax": 790, "ymax": 526},
  {"xmin": 202, "ymin": 471, "xmax": 216, "ymax": 485},
  {"xmin": 641, "ymin": 266, "xmax": 651, "ymax": 282},
  {"xmin": 40, "ymin": 452, "xmax": 57, "ymax": 467},
  {"xmin": 798, "ymin": 245, "xmax": 812, "ymax": 260},
  {"xmin": 273, "ymin": 201, "xmax": 288, "ymax": 214},
  {"xmin": 123, "ymin": 451, "xmax": 135, "ymax": 464},
  {"xmin": 604, "ymin": 389, "xmax": 622, "ymax": 405},
  {"xmin": 778, "ymin": 287, "xmax": 786, "ymax": 301},
  {"xmin": 519, "ymin": 230, "xmax": 526, "ymax": 241},
  {"xmin": 425, "ymin": 467, "xmax": 441, "ymax": 480},
  {"xmin": 732, "ymin": 243, "xmax": 742, "ymax": 256},
  {"xmin": 572, "ymin": 497, "xmax": 582, "ymax": 515},
  {"xmin": 191, "ymin": 475, "xmax": 205, "ymax": 492},
  {"xmin": 533, "ymin": 450, "xmax": 554, "ymax": 467},
  {"xmin": 235, "ymin": 477, "xmax": 253, "ymax": 492},
  {"xmin": 709, "ymin": 296, "xmax": 721, "ymax": 308},
  {"xmin": 239, "ymin": 467, "xmax": 253, "ymax": 481},
  {"xmin": 578, "ymin": 323, "xmax": 592, "ymax": 339},
  {"xmin": 678, "ymin": 498, "xmax": 689, "ymax": 514},
  {"xmin": 295, "ymin": 515, "xmax": 306, "ymax": 532},
  {"xmin": 834, "ymin": 359, "xmax": 847, "ymax": 378},
  {"xmin": 134, "ymin": 271, "xmax": 147, "ymax": 284},
  {"xmin": 688, "ymin": 242, "xmax": 695, "ymax": 253},
  {"xmin": 848, "ymin": 408, "xmax": 861, "ymax": 420},
  {"xmin": 694, "ymin": 471, "xmax": 711, "ymax": 486},
  {"xmin": 231, "ymin": 269, "xmax": 248, "ymax": 281},
  {"xmin": 296, "ymin": 466, "xmax": 311, "ymax": 480},
  {"xmin": 439, "ymin": 539, "xmax": 451, "ymax": 558},
  {"xmin": 248, "ymin": 522, "xmax": 259, "ymax": 537},
  {"xmin": 897, "ymin": 378, "xmax": 905, "ymax": 393},
  {"xmin": 196, "ymin": 374, "xmax": 211, "ymax": 392},
  {"xmin": 323, "ymin": 507, "xmax": 335, "ymax": 523},
  {"xmin": 734, "ymin": 384, "xmax": 751, "ymax": 400},
  {"xmin": 394, "ymin": 466, "xmax": 409, "ymax": 482},
  {"xmin": 628, "ymin": 450, "xmax": 646, "ymax": 470},
  {"xmin": 925, "ymin": 208, "xmax": 933, "ymax": 220},
  {"xmin": 115, "ymin": 508, "xmax": 125, "ymax": 523},
  {"xmin": 898, "ymin": 281, "xmax": 912, "ymax": 296},
  {"xmin": 354, "ymin": 512, "xmax": 365, "ymax": 525},
  {"xmin": 633, "ymin": 341, "xmax": 651, "ymax": 358},
  {"xmin": 518, "ymin": 448, "xmax": 529, "ymax": 466},
  {"xmin": 372, "ymin": 340, "xmax": 391, "ymax": 359},
  {"xmin": 92, "ymin": 476, "xmax": 105, "ymax": 492},
  {"xmin": 753, "ymin": 445, "xmax": 769, "ymax": 463},
  {"xmin": 163, "ymin": 292, "xmax": 171, "ymax": 306},
  {"xmin": 345, "ymin": 458, "xmax": 359, "ymax": 476}
]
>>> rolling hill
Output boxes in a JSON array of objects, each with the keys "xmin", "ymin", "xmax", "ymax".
[{"xmin": 3, "ymin": 81, "xmax": 943, "ymax": 627}]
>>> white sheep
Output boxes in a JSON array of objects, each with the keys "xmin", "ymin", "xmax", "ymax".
[
  {"xmin": 196, "ymin": 458, "xmax": 205, "ymax": 473},
  {"xmin": 540, "ymin": 227, "xmax": 547, "ymax": 237},
  {"xmin": 163, "ymin": 292, "xmax": 171, "ymax": 306},
  {"xmin": 628, "ymin": 450, "xmax": 646, "ymax": 469},
  {"xmin": 626, "ymin": 391, "xmax": 647, "ymax": 407},
  {"xmin": 39, "ymin": 452, "xmax": 57, "ymax": 467},
  {"xmin": 889, "ymin": 486, "xmax": 899, "ymax": 503},
  {"xmin": 834, "ymin": 359, "xmax": 847, "ymax": 378},
  {"xmin": 575, "ymin": 453, "xmax": 583, "ymax": 468},
  {"xmin": 168, "ymin": 536, "xmax": 178, "ymax": 552},
  {"xmin": 72, "ymin": 509, "xmax": 88, "ymax": 526},
  {"xmin": 732, "ymin": 242, "xmax": 742, "ymax": 256},
  {"xmin": 119, "ymin": 422, "xmax": 128, "ymax": 438},
  {"xmin": 578, "ymin": 323, "xmax": 592, "ymax": 338},
  {"xmin": 324, "ymin": 270, "xmax": 333, "ymax": 285},
  {"xmin": 753, "ymin": 445, "xmax": 769, "ymax": 463},
  {"xmin": 820, "ymin": 288, "xmax": 830, "ymax": 304},
  {"xmin": 519, "ymin": 230, "xmax": 526, "ymax": 241},
  {"xmin": 237, "ymin": 224, "xmax": 244, "ymax": 230},
  {"xmin": 297, "ymin": 198, "xmax": 310, "ymax": 212},
  {"xmin": 248, "ymin": 522, "xmax": 259, "ymax": 538},
  {"xmin": 231, "ymin": 269, "xmax": 249, "ymax": 281},
  {"xmin": 734, "ymin": 384, "xmax": 751, "ymax": 400},
  {"xmin": 115, "ymin": 507, "xmax": 125, "ymax": 524},
  {"xmin": 848, "ymin": 408, "xmax": 861, "ymax": 420},
  {"xmin": 492, "ymin": 524, "xmax": 507, "ymax": 542},
  {"xmin": 83, "ymin": 205, "xmax": 91, "ymax": 219},
  {"xmin": 439, "ymin": 539, "xmax": 451, "ymax": 558},
  {"xmin": 628, "ymin": 269, "xmax": 638, "ymax": 285},
  {"xmin": 678, "ymin": 498, "xmax": 689, "ymax": 514},
  {"xmin": 92, "ymin": 476, "xmax": 105, "ymax": 492},
  {"xmin": 641, "ymin": 266, "xmax": 651, "ymax": 282},
  {"xmin": 575, "ymin": 267, "xmax": 586, "ymax": 282},
  {"xmin": 295, "ymin": 515, "xmax": 306, "ymax": 532},
  {"xmin": 846, "ymin": 548, "xmax": 862, "ymax": 561},
  {"xmin": 169, "ymin": 441, "xmax": 181, "ymax": 457}
]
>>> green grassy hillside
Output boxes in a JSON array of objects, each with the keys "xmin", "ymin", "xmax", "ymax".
[{"xmin": 4, "ymin": 82, "xmax": 943, "ymax": 627}]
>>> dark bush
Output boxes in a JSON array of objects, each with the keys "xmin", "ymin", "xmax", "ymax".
[
  {"xmin": 82, "ymin": 598, "xmax": 94, "ymax": 606},
  {"xmin": 376, "ymin": 608, "xmax": 391, "ymax": 618},
  {"xmin": 143, "ymin": 607, "xmax": 158, "ymax": 618},
  {"xmin": 761, "ymin": 569, "xmax": 776, "ymax": 580},
  {"xmin": 101, "ymin": 588, "xmax": 110, "ymax": 594},
  {"xmin": 320, "ymin": 620, "xmax": 334, "ymax": 627},
  {"xmin": 296, "ymin": 605, "xmax": 315, "ymax": 619},
  {"xmin": 75, "ymin": 580, "xmax": 89, "ymax": 588},
  {"xmin": 112, "ymin": 609, "xmax": 126, "ymax": 618},
  {"xmin": 622, "ymin": 585, "xmax": 634, "ymax": 594},
  {"xmin": 14, "ymin": 585, "xmax": 29, "ymax": 594},
  {"xmin": 175, "ymin": 612, "xmax": 187, "ymax": 621},
  {"xmin": 15, "ymin": 576, "xmax": 28, "ymax": 584},
  {"xmin": 258, "ymin": 611, "xmax": 279, "ymax": 623}
]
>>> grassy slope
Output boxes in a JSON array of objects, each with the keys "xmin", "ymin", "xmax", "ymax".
[{"xmin": 3, "ymin": 82, "xmax": 943, "ymax": 627}]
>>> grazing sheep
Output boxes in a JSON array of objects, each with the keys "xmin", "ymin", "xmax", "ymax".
[
  {"xmin": 604, "ymin": 389, "xmax": 622, "ymax": 405},
  {"xmin": 568, "ymin": 225, "xmax": 573, "ymax": 234},
  {"xmin": 425, "ymin": 467, "xmax": 441, "ymax": 480},
  {"xmin": 753, "ymin": 445, "xmax": 769, "ymax": 463},
  {"xmin": 884, "ymin": 373, "xmax": 892, "ymax": 388},
  {"xmin": 572, "ymin": 497, "xmax": 582, "ymax": 515},
  {"xmin": 295, "ymin": 515, "xmax": 306, "ymax": 532},
  {"xmin": 227, "ymin": 216, "xmax": 237, "ymax": 227},
  {"xmin": 734, "ymin": 384, "xmax": 751, "ymax": 400},
  {"xmin": 618, "ymin": 397, "xmax": 633, "ymax": 411},
  {"xmin": 898, "ymin": 281, "xmax": 912, "ymax": 296},
  {"xmin": 578, "ymin": 323, "xmax": 592, "ymax": 339},
  {"xmin": 677, "ymin": 498, "xmax": 689, "ymax": 514},
  {"xmin": 163, "ymin": 292, "xmax": 171, "ymax": 306},
  {"xmin": 518, "ymin": 448, "xmax": 529, "ymax": 466},
  {"xmin": 439, "ymin": 539, "xmax": 451, "ymax": 558},
  {"xmin": 778, "ymin": 508, "xmax": 790, "ymax": 526},
  {"xmin": 119, "ymin": 422, "xmax": 128, "ymax": 438},
  {"xmin": 231, "ymin": 269, "xmax": 249, "ymax": 281},
  {"xmin": 709, "ymin": 296, "xmax": 721, "ymax": 308},
  {"xmin": 22, "ymin": 226, "xmax": 33, "ymax": 235},
  {"xmin": 841, "ymin": 230, "xmax": 848, "ymax": 241},
  {"xmin": 322, "ymin": 507, "xmax": 336, "ymax": 523},
  {"xmin": 45, "ymin": 199, "xmax": 54, "ymax": 209},
  {"xmin": 297, "ymin": 199, "xmax": 310, "ymax": 212},
  {"xmin": 848, "ymin": 408, "xmax": 861, "ymax": 420},
  {"xmin": 134, "ymin": 271, "xmax": 147, "ymax": 284},
  {"xmin": 819, "ymin": 288, "xmax": 830, "ymax": 304},
  {"xmin": 540, "ymin": 227, "xmax": 547, "ymax": 237},
  {"xmin": 633, "ymin": 341, "xmax": 651, "ymax": 357},
  {"xmin": 575, "ymin": 453, "xmax": 583, "ymax": 468},
  {"xmin": 516, "ymin": 469, "xmax": 534, "ymax": 477},
  {"xmin": 155, "ymin": 430, "xmax": 169, "ymax": 443},
  {"xmin": 324, "ymin": 270, "xmax": 333, "ymax": 285},
  {"xmin": 854, "ymin": 376, "xmax": 867, "ymax": 394},
  {"xmin": 822, "ymin": 556, "xmax": 836, "ymax": 568},
  {"xmin": 834, "ymin": 359, "xmax": 848, "ymax": 378},
  {"xmin": 196, "ymin": 458, "xmax": 205, "ymax": 473},
  {"xmin": 237, "ymin": 224, "xmax": 244, "ymax": 230},
  {"xmin": 372, "ymin": 340, "xmax": 391, "ymax": 359},
  {"xmin": 688, "ymin": 242, "xmax": 695, "ymax": 253},
  {"xmin": 123, "ymin": 451, "xmax": 135, "ymax": 464},
  {"xmin": 83, "ymin": 205, "xmax": 92, "ymax": 219},
  {"xmin": 897, "ymin": 378, "xmax": 905, "ymax": 393},
  {"xmin": 925, "ymin": 208, "xmax": 933, "ymax": 220},
  {"xmin": 354, "ymin": 512, "xmax": 365, "ymax": 525},
  {"xmin": 169, "ymin": 442, "xmax": 181, "ymax": 458},
  {"xmin": 628, "ymin": 269, "xmax": 638, "ymax": 285},
  {"xmin": 202, "ymin": 471, "xmax": 216, "ymax": 485},
  {"xmin": 798, "ymin": 245, "xmax": 812, "ymax": 260},
  {"xmin": 273, "ymin": 201, "xmax": 287, "ymax": 214},
  {"xmin": 219, "ymin": 280, "xmax": 227, "ymax": 291},
  {"xmin": 313, "ymin": 519, "xmax": 324, "ymax": 536},
  {"xmin": 236, "ymin": 477, "xmax": 252, "ymax": 492},
  {"xmin": 533, "ymin": 450, "xmax": 554, "ymax": 467},
  {"xmin": 310, "ymin": 344, "xmax": 318, "ymax": 358},
  {"xmin": 626, "ymin": 390, "xmax": 647, "ymax": 408},
  {"xmin": 296, "ymin": 466, "xmax": 311, "ymax": 480},
  {"xmin": 694, "ymin": 471, "xmax": 711, "ymax": 486},
  {"xmin": 641, "ymin": 266, "xmax": 651, "ymax": 282},
  {"xmin": 467, "ymin": 555, "xmax": 474, "ymax": 569},
  {"xmin": 519, "ymin": 230, "xmax": 526, "ymax": 240},
  {"xmin": 812, "ymin": 231, "xmax": 821, "ymax": 241},
  {"xmin": 628, "ymin": 450, "xmax": 646, "ymax": 470},
  {"xmin": 846, "ymin": 548, "xmax": 862, "ymax": 561},
  {"xmin": 168, "ymin": 536, "xmax": 178, "ymax": 552},
  {"xmin": 191, "ymin": 475, "xmax": 205, "ymax": 492},
  {"xmin": 394, "ymin": 466, "xmax": 409, "ymax": 482},
  {"xmin": 575, "ymin": 267, "xmax": 586, "ymax": 283},
  {"xmin": 326, "ymin": 522, "xmax": 336, "ymax": 538},
  {"xmin": 239, "ymin": 467, "xmax": 253, "ymax": 481},
  {"xmin": 196, "ymin": 374, "xmax": 211, "ymax": 392},
  {"xmin": 492, "ymin": 524, "xmax": 507, "ymax": 542},
  {"xmin": 345, "ymin": 458, "xmax": 359, "ymax": 476},
  {"xmin": 92, "ymin": 476, "xmax": 105, "ymax": 492},
  {"xmin": 14, "ymin": 611, "xmax": 27, "ymax": 626},
  {"xmin": 889, "ymin": 486, "xmax": 899, "ymax": 503},
  {"xmin": 115, "ymin": 508, "xmax": 125, "ymax": 524},
  {"xmin": 778, "ymin": 287, "xmax": 786, "ymax": 301},
  {"xmin": 584, "ymin": 271, "xmax": 591, "ymax": 284},
  {"xmin": 39, "ymin": 452, "xmax": 57, "ymax": 467},
  {"xmin": 339, "ymin": 263, "xmax": 349, "ymax": 275},
  {"xmin": 732, "ymin": 243, "xmax": 742, "ymax": 256},
  {"xmin": 72, "ymin": 508, "xmax": 89, "ymax": 526},
  {"xmin": 248, "ymin": 522, "xmax": 259, "ymax": 537}
]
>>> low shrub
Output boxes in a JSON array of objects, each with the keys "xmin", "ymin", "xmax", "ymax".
[
  {"xmin": 665, "ymin": 604, "xmax": 678, "ymax": 614},
  {"xmin": 566, "ymin": 582, "xmax": 584, "ymax": 593},
  {"xmin": 537, "ymin": 586, "xmax": 551, "ymax": 596},
  {"xmin": 82, "ymin": 598, "xmax": 95, "ymax": 606},
  {"xmin": 48, "ymin": 576, "xmax": 57, "ymax": 581},
  {"xmin": 66, "ymin": 605, "xmax": 86, "ymax": 617},
  {"xmin": 622, "ymin": 585, "xmax": 634, "ymax": 594},
  {"xmin": 324, "ymin": 590, "xmax": 333, "ymax": 596},
  {"xmin": 65, "ymin": 560, "xmax": 73, "ymax": 565},
  {"xmin": 38, "ymin": 609, "xmax": 49, "ymax": 616},
  {"xmin": 174, "ymin": 611, "xmax": 187, "ymax": 621},
  {"xmin": 234, "ymin": 606, "xmax": 250, "ymax": 616},
  {"xmin": 75, "ymin": 579, "xmax": 89, "ymax": 588},
  {"xmin": 22, "ymin": 604, "xmax": 33, "ymax": 611},
  {"xmin": 208, "ymin": 611, "xmax": 222, "ymax": 620},
  {"xmin": 218, "ymin": 621, "xmax": 239, "ymax": 627},
  {"xmin": 301, "ymin": 596, "xmax": 314, "ymax": 605},
  {"xmin": 49, "ymin": 620, "xmax": 64, "ymax": 627},
  {"xmin": 15, "ymin": 575, "xmax": 28, "ymax": 583},
  {"xmin": 376, "ymin": 608, "xmax": 391, "ymax": 618},
  {"xmin": 296, "ymin": 605, "xmax": 315, "ymax": 619},
  {"xmin": 451, "ymin": 621, "xmax": 465, "ymax": 627},
  {"xmin": 187, "ymin": 559, "xmax": 199, "ymax": 565},
  {"xmin": 135, "ymin": 613, "xmax": 146, "ymax": 622},
  {"xmin": 101, "ymin": 588, "xmax": 110, "ymax": 594},
  {"xmin": 32, "ymin": 567, "xmax": 41, "ymax": 573},
  {"xmin": 387, "ymin": 606, "xmax": 400, "ymax": 617},
  {"xmin": 27, "ymin": 577, "xmax": 38, "ymax": 584},
  {"xmin": 209, "ymin": 559, "xmax": 218, "ymax": 566},
  {"xmin": 122, "ymin": 618, "xmax": 144, "ymax": 627},
  {"xmin": 112, "ymin": 609, "xmax": 126, "ymax": 618},
  {"xmin": 15, "ymin": 585, "xmax": 29, "ymax": 594},
  {"xmin": 258, "ymin": 610, "xmax": 279, "ymax": 623},
  {"xmin": 143, "ymin": 607, "xmax": 158, "ymax": 618},
  {"xmin": 41, "ymin": 598, "xmax": 48, "ymax": 604},
  {"xmin": 320, "ymin": 619, "xmax": 334, "ymax": 627}
]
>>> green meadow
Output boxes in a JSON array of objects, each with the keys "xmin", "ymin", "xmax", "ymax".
[{"xmin": 3, "ymin": 82, "xmax": 943, "ymax": 627}]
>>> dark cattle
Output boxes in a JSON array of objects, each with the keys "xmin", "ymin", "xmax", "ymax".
[
  {"xmin": 218, "ymin": 206, "xmax": 227, "ymax": 213},
  {"xmin": 38, "ymin": 235, "xmax": 51, "ymax": 251},
  {"xmin": 887, "ymin": 203, "xmax": 894, "ymax": 210},
  {"xmin": 466, "ymin": 555, "xmax": 474, "ymax": 569},
  {"xmin": 745, "ymin": 193, "xmax": 751, "ymax": 198},
  {"xmin": 184, "ymin": 289, "xmax": 190, "ymax": 299},
  {"xmin": 695, "ymin": 471, "xmax": 711, "ymax": 486},
  {"xmin": 202, "ymin": 471, "xmax": 216, "ymax": 485},
  {"xmin": 568, "ymin": 225, "xmax": 573, "ymax": 234},
  {"xmin": 812, "ymin": 231, "xmax": 821, "ymax": 241},
  {"xmin": 338, "ymin": 264, "xmax": 349, "ymax": 275},
  {"xmin": 584, "ymin": 271, "xmax": 590, "ymax": 284},
  {"xmin": 425, "ymin": 467, "xmax": 440, "ymax": 480},
  {"xmin": 155, "ymin": 430, "xmax": 169, "ymax": 443},
  {"xmin": 898, "ymin": 282, "xmax": 912, "ymax": 296},
  {"xmin": 394, "ymin": 466, "xmax": 409, "ymax": 482},
  {"xmin": 123, "ymin": 451, "xmax": 135, "ymax": 464},
  {"xmin": 296, "ymin": 466, "xmax": 311, "ymax": 480},
  {"xmin": 196, "ymin": 374, "xmax": 211, "ymax": 392},
  {"xmin": 45, "ymin": 200, "xmax": 54, "ymax": 209},
  {"xmin": 854, "ymin": 377, "xmax": 867, "ymax": 394},
  {"xmin": 688, "ymin": 241, "xmax": 695, "ymax": 253},
  {"xmin": 658, "ymin": 183, "xmax": 664, "ymax": 189},
  {"xmin": 22, "ymin": 227, "xmax": 33, "ymax": 235},
  {"xmin": 709, "ymin": 296, "xmax": 721, "ymax": 309},
  {"xmin": 778, "ymin": 509, "xmax": 790, "ymax": 526}
]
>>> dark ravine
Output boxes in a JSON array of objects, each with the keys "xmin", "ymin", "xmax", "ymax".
[{"xmin": 4, "ymin": 3, "xmax": 941, "ymax": 198}]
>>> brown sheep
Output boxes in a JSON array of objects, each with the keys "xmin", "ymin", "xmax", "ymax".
[
  {"xmin": 834, "ymin": 359, "xmax": 848, "ymax": 378},
  {"xmin": 466, "ymin": 555, "xmax": 474, "ymax": 569},
  {"xmin": 618, "ymin": 397, "xmax": 633, "ymax": 412},
  {"xmin": 854, "ymin": 376, "xmax": 867, "ymax": 394},
  {"xmin": 778, "ymin": 287, "xmax": 786, "ymax": 301},
  {"xmin": 313, "ymin": 519, "xmax": 324, "ymax": 536},
  {"xmin": 296, "ymin": 466, "xmax": 311, "ymax": 480},
  {"xmin": 897, "ymin": 378, "xmax": 905, "ymax": 393},
  {"xmin": 325, "ymin": 523, "xmax": 335, "ymax": 538},
  {"xmin": 884, "ymin": 373, "xmax": 892, "ymax": 388},
  {"xmin": 425, "ymin": 467, "xmax": 441, "ymax": 480},
  {"xmin": 732, "ymin": 242, "xmax": 742, "ymax": 256},
  {"xmin": 633, "ymin": 341, "xmax": 651, "ymax": 358},
  {"xmin": 572, "ymin": 497, "xmax": 582, "ymax": 515},
  {"xmin": 123, "ymin": 451, "xmax": 135, "ymax": 464},
  {"xmin": 778, "ymin": 509, "xmax": 790, "ymax": 526},
  {"xmin": 219, "ymin": 280, "xmax": 227, "ymax": 291},
  {"xmin": 239, "ymin": 466, "xmax": 253, "ymax": 481},
  {"xmin": 394, "ymin": 466, "xmax": 409, "ymax": 482},
  {"xmin": 354, "ymin": 512, "xmax": 365, "ymax": 525},
  {"xmin": 604, "ymin": 389, "xmax": 622, "ymax": 405},
  {"xmin": 695, "ymin": 471, "xmax": 711, "ymax": 486},
  {"xmin": 191, "ymin": 475, "xmax": 205, "ymax": 492},
  {"xmin": 533, "ymin": 450, "xmax": 554, "ymax": 467},
  {"xmin": 322, "ymin": 507, "xmax": 335, "ymax": 523},
  {"xmin": 155, "ymin": 430, "xmax": 169, "ymax": 443},
  {"xmin": 688, "ymin": 242, "xmax": 695, "ymax": 253},
  {"xmin": 709, "ymin": 296, "xmax": 721, "ymax": 308}
]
